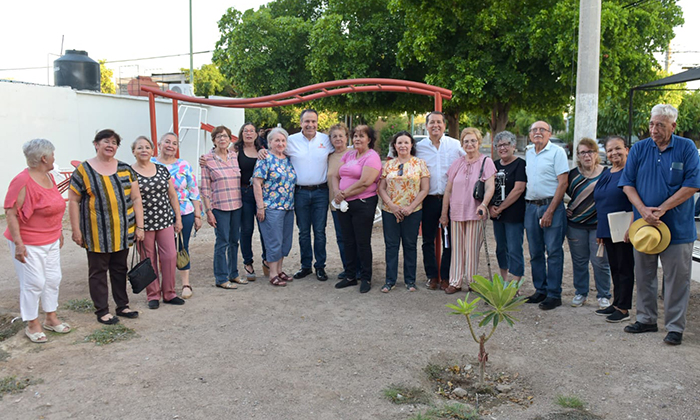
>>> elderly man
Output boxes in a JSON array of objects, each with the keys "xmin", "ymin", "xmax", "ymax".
[
  {"xmin": 524, "ymin": 121, "xmax": 569, "ymax": 310},
  {"xmin": 619, "ymin": 104, "xmax": 700, "ymax": 346},
  {"xmin": 286, "ymin": 109, "xmax": 334, "ymax": 281},
  {"xmin": 415, "ymin": 111, "xmax": 465, "ymax": 290}
]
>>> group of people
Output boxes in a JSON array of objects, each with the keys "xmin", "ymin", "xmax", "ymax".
[{"xmin": 5, "ymin": 104, "xmax": 698, "ymax": 347}]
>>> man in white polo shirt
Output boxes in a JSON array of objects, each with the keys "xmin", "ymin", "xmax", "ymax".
[
  {"xmin": 286, "ymin": 109, "xmax": 334, "ymax": 281},
  {"xmin": 415, "ymin": 111, "xmax": 465, "ymax": 290},
  {"xmin": 523, "ymin": 120, "xmax": 569, "ymax": 310}
]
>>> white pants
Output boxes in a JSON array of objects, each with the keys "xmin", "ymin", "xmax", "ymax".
[{"xmin": 8, "ymin": 239, "xmax": 62, "ymax": 321}]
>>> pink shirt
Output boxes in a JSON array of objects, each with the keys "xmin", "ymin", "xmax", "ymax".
[
  {"xmin": 447, "ymin": 155, "xmax": 496, "ymax": 221},
  {"xmin": 4, "ymin": 169, "xmax": 66, "ymax": 246},
  {"xmin": 339, "ymin": 149, "xmax": 382, "ymax": 201}
]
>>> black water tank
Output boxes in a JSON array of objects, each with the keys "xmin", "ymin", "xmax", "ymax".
[{"xmin": 54, "ymin": 50, "xmax": 100, "ymax": 91}]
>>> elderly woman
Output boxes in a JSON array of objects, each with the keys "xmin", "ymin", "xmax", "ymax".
[
  {"xmin": 593, "ymin": 136, "xmax": 634, "ymax": 322},
  {"xmin": 236, "ymin": 122, "xmax": 268, "ymax": 281},
  {"xmin": 69, "ymin": 129, "xmax": 145, "ymax": 324},
  {"xmin": 5, "ymin": 139, "xmax": 70, "ymax": 342},
  {"xmin": 440, "ymin": 127, "xmax": 496, "ymax": 294},
  {"xmin": 200, "ymin": 125, "xmax": 243, "ymax": 289},
  {"xmin": 252, "ymin": 128, "xmax": 297, "ymax": 286},
  {"xmin": 488, "ymin": 131, "xmax": 527, "ymax": 283},
  {"xmin": 332, "ymin": 125, "xmax": 382, "ymax": 293},
  {"xmin": 153, "ymin": 132, "xmax": 201, "ymax": 299},
  {"xmin": 327, "ymin": 123, "xmax": 354, "ymax": 280},
  {"xmin": 131, "ymin": 136, "xmax": 183, "ymax": 309},
  {"xmin": 378, "ymin": 131, "xmax": 430, "ymax": 292},
  {"xmin": 567, "ymin": 137, "xmax": 611, "ymax": 309}
]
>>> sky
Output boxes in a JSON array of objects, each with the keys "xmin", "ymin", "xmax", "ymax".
[{"xmin": 1, "ymin": 0, "xmax": 698, "ymax": 86}]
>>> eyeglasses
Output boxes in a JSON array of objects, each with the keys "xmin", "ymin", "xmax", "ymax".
[
  {"xmin": 495, "ymin": 143, "xmax": 511, "ymax": 149},
  {"xmin": 577, "ymin": 150, "xmax": 596, "ymax": 156},
  {"xmin": 530, "ymin": 127, "xmax": 550, "ymax": 133},
  {"xmin": 397, "ymin": 163, "xmax": 404, "ymax": 176},
  {"xmin": 215, "ymin": 134, "xmax": 230, "ymax": 140}
]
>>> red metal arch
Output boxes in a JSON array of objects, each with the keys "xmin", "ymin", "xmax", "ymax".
[{"xmin": 142, "ymin": 78, "xmax": 452, "ymax": 153}]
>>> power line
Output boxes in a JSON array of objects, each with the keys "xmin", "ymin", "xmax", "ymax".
[{"xmin": 0, "ymin": 50, "xmax": 213, "ymax": 72}]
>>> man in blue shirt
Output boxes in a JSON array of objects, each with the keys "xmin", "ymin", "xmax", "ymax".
[{"xmin": 619, "ymin": 104, "xmax": 700, "ymax": 346}]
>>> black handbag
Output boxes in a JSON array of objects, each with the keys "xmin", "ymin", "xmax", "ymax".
[
  {"xmin": 473, "ymin": 156, "xmax": 486, "ymax": 202},
  {"xmin": 127, "ymin": 241, "xmax": 158, "ymax": 294}
]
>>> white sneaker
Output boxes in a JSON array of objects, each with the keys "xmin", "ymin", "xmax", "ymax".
[
  {"xmin": 597, "ymin": 297, "xmax": 611, "ymax": 309},
  {"xmin": 571, "ymin": 294, "xmax": 587, "ymax": 307}
]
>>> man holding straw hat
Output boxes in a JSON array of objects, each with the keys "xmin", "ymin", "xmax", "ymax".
[{"xmin": 619, "ymin": 104, "xmax": 700, "ymax": 346}]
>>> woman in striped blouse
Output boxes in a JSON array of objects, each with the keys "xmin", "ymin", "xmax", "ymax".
[{"xmin": 69, "ymin": 129, "xmax": 145, "ymax": 325}]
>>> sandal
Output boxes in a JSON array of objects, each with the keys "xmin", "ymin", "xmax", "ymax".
[
  {"xmin": 407, "ymin": 285, "xmax": 417, "ymax": 292},
  {"xmin": 269, "ymin": 276, "xmax": 287, "ymax": 287},
  {"xmin": 380, "ymin": 284, "xmax": 395, "ymax": 293},
  {"xmin": 182, "ymin": 285, "xmax": 193, "ymax": 299},
  {"xmin": 43, "ymin": 322, "xmax": 71, "ymax": 333},
  {"xmin": 230, "ymin": 276, "xmax": 248, "ymax": 285},
  {"xmin": 244, "ymin": 264, "xmax": 256, "ymax": 281},
  {"xmin": 216, "ymin": 282, "xmax": 238, "ymax": 289},
  {"xmin": 262, "ymin": 261, "xmax": 270, "ymax": 276},
  {"xmin": 278, "ymin": 272, "xmax": 293, "ymax": 282},
  {"xmin": 25, "ymin": 327, "xmax": 47, "ymax": 343}
]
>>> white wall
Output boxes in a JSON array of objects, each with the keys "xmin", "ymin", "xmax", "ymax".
[{"xmin": 0, "ymin": 81, "xmax": 244, "ymax": 199}]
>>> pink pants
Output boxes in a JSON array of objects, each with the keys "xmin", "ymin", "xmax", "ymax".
[{"xmin": 139, "ymin": 226, "xmax": 177, "ymax": 302}]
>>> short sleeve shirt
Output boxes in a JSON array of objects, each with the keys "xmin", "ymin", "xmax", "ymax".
[
  {"xmin": 447, "ymin": 155, "xmax": 497, "ymax": 221},
  {"xmin": 286, "ymin": 132, "xmax": 333, "ymax": 185},
  {"xmin": 619, "ymin": 135, "xmax": 700, "ymax": 244},
  {"xmin": 252, "ymin": 154, "xmax": 297, "ymax": 210},
  {"xmin": 381, "ymin": 157, "xmax": 430, "ymax": 213},
  {"xmin": 491, "ymin": 157, "xmax": 527, "ymax": 223},
  {"xmin": 153, "ymin": 157, "xmax": 200, "ymax": 216},
  {"xmin": 338, "ymin": 149, "xmax": 382, "ymax": 201},
  {"xmin": 593, "ymin": 169, "xmax": 632, "ymax": 238},
  {"xmin": 135, "ymin": 164, "xmax": 175, "ymax": 231},
  {"xmin": 525, "ymin": 141, "xmax": 569, "ymax": 200},
  {"xmin": 415, "ymin": 136, "xmax": 466, "ymax": 195}
]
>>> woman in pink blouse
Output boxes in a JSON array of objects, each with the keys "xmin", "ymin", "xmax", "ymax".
[
  {"xmin": 200, "ymin": 126, "xmax": 243, "ymax": 290},
  {"xmin": 4, "ymin": 139, "xmax": 71, "ymax": 343},
  {"xmin": 332, "ymin": 125, "xmax": 382, "ymax": 293},
  {"xmin": 440, "ymin": 127, "xmax": 496, "ymax": 294}
]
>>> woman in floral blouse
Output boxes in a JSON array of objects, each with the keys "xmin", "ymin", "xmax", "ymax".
[
  {"xmin": 377, "ymin": 131, "xmax": 430, "ymax": 292},
  {"xmin": 252, "ymin": 127, "xmax": 297, "ymax": 287}
]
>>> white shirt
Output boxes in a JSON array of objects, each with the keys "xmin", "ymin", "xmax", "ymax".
[
  {"xmin": 415, "ymin": 135, "xmax": 466, "ymax": 195},
  {"xmin": 286, "ymin": 131, "xmax": 333, "ymax": 185},
  {"xmin": 524, "ymin": 140, "xmax": 569, "ymax": 200}
]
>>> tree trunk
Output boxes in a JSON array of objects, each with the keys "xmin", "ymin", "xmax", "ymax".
[
  {"xmin": 489, "ymin": 102, "xmax": 511, "ymax": 159},
  {"xmin": 445, "ymin": 111, "xmax": 460, "ymax": 139}
]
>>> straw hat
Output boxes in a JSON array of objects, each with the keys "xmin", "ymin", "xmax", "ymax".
[{"xmin": 628, "ymin": 219, "xmax": 671, "ymax": 254}]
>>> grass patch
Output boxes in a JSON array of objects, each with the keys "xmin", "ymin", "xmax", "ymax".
[
  {"xmin": 0, "ymin": 315, "xmax": 24, "ymax": 342},
  {"xmin": 0, "ymin": 349, "xmax": 9, "ymax": 362},
  {"xmin": 63, "ymin": 298, "xmax": 95, "ymax": 313},
  {"xmin": 410, "ymin": 402, "xmax": 480, "ymax": 420},
  {"xmin": 0, "ymin": 376, "xmax": 43, "ymax": 399},
  {"xmin": 556, "ymin": 395, "xmax": 585, "ymax": 410},
  {"xmin": 383, "ymin": 384, "xmax": 431, "ymax": 405},
  {"xmin": 84, "ymin": 324, "xmax": 136, "ymax": 346}
]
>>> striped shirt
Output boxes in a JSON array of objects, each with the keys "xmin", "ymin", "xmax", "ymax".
[
  {"xmin": 566, "ymin": 167, "xmax": 607, "ymax": 229},
  {"xmin": 70, "ymin": 161, "xmax": 136, "ymax": 253},
  {"xmin": 200, "ymin": 149, "xmax": 242, "ymax": 211}
]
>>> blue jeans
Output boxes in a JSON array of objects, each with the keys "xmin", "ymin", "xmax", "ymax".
[
  {"xmin": 178, "ymin": 212, "xmax": 194, "ymax": 271},
  {"xmin": 294, "ymin": 188, "xmax": 328, "ymax": 269},
  {"xmin": 240, "ymin": 185, "xmax": 266, "ymax": 265},
  {"xmin": 567, "ymin": 225, "xmax": 611, "ymax": 298},
  {"xmin": 524, "ymin": 202, "xmax": 566, "ymax": 298},
  {"xmin": 382, "ymin": 210, "xmax": 422, "ymax": 287},
  {"xmin": 212, "ymin": 208, "xmax": 242, "ymax": 284},
  {"xmin": 492, "ymin": 219, "xmax": 525, "ymax": 277}
]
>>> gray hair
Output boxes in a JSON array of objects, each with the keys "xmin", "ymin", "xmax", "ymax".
[
  {"xmin": 493, "ymin": 130, "xmax": 517, "ymax": 146},
  {"xmin": 23, "ymin": 139, "xmax": 55, "ymax": 168},
  {"xmin": 529, "ymin": 121, "xmax": 553, "ymax": 132},
  {"xmin": 267, "ymin": 127, "xmax": 289, "ymax": 142},
  {"xmin": 159, "ymin": 132, "xmax": 178, "ymax": 144},
  {"xmin": 131, "ymin": 136, "xmax": 154, "ymax": 151},
  {"xmin": 650, "ymin": 104, "xmax": 678, "ymax": 122}
]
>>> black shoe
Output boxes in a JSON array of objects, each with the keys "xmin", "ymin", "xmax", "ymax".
[
  {"xmin": 595, "ymin": 305, "xmax": 616, "ymax": 316},
  {"xmin": 539, "ymin": 297, "xmax": 562, "ymax": 310},
  {"xmin": 164, "ymin": 297, "xmax": 185, "ymax": 305},
  {"xmin": 116, "ymin": 310, "xmax": 139, "ymax": 319},
  {"xmin": 316, "ymin": 268, "xmax": 328, "ymax": 281},
  {"xmin": 606, "ymin": 310, "xmax": 630, "ymax": 323},
  {"xmin": 525, "ymin": 292, "xmax": 546, "ymax": 304},
  {"xmin": 97, "ymin": 314, "xmax": 119, "ymax": 325},
  {"xmin": 337, "ymin": 271, "xmax": 347, "ymax": 280},
  {"xmin": 624, "ymin": 321, "xmax": 658, "ymax": 334},
  {"xmin": 360, "ymin": 280, "xmax": 371, "ymax": 293},
  {"xmin": 335, "ymin": 278, "xmax": 358, "ymax": 289},
  {"xmin": 293, "ymin": 267, "xmax": 313, "ymax": 279},
  {"xmin": 664, "ymin": 331, "xmax": 683, "ymax": 345},
  {"xmin": 148, "ymin": 300, "xmax": 160, "ymax": 310}
]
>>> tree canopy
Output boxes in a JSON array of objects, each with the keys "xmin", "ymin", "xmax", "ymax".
[{"xmin": 99, "ymin": 60, "xmax": 115, "ymax": 94}]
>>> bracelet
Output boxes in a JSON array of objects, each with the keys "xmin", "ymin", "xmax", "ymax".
[
  {"xmin": 136, "ymin": 227, "xmax": 145, "ymax": 231},
  {"xmin": 194, "ymin": 216, "xmax": 201, "ymax": 219}
]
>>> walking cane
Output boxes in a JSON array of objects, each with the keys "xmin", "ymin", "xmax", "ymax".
[{"xmin": 478, "ymin": 208, "xmax": 493, "ymax": 280}]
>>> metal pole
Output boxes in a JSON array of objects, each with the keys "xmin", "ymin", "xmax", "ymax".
[
  {"xmin": 573, "ymin": 0, "xmax": 602, "ymax": 163},
  {"xmin": 189, "ymin": 0, "xmax": 194, "ymax": 86},
  {"xmin": 628, "ymin": 88, "xmax": 635, "ymax": 146},
  {"xmin": 149, "ymin": 93, "xmax": 158, "ymax": 150}
]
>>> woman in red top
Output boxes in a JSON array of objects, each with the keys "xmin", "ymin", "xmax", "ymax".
[{"xmin": 4, "ymin": 139, "xmax": 71, "ymax": 343}]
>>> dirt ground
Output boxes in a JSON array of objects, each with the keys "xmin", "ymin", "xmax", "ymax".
[{"xmin": 0, "ymin": 214, "xmax": 699, "ymax": 420}]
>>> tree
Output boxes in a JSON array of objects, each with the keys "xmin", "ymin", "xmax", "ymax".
[
  {"xmin": 677, "ymin": 91, "xmax": 700, "ymax": 141},
  {"xmin": 181, "ymin": 64, "xmax": 235, "ymax": 98},
  {"xmin": 99, "ymin": 60, "xmax": 115, "ymax": 94}
]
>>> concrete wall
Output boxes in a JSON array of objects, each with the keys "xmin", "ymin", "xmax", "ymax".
[{"xmin": 0, "ymin": 81, "xmax": 243, "ymax": 199}]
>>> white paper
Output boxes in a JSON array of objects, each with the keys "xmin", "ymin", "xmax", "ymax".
[{"xmin": 608, "ymin": 211, "xmax": 633, "ymax": 243}]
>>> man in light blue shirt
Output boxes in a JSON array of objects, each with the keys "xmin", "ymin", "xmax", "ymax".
[{"xmin": 523, "ymin": 120, "xmax": 569, "ymax": 310}]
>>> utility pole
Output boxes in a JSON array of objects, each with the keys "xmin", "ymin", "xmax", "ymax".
[
  {"xmin": 189, "ymin": 0, "xmax": 194, "ymax": 86},
  {"xmin": 573, "ymin": 0, "xmax": 601, "ymax": 163}
]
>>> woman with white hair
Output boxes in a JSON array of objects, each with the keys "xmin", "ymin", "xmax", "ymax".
[{"xmin": 5, "ymin": 139, "xmax": 71, "ymax": 343}]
